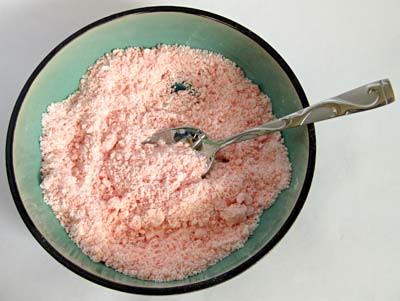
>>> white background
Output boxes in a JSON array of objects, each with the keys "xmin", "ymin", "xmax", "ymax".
[{"xmin": 1, "ymin": 0, "xmax": 399, "ymax": 300}]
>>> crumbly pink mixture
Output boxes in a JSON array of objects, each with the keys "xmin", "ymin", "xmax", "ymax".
[{"xmin": 40, "ymin": 45, "xmax": 291, "ymax": 281}]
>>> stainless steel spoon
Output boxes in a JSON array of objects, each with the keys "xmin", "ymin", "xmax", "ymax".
[{"xmin": 143, "ymin": 79, "xmax": 395, "ymax": 175}]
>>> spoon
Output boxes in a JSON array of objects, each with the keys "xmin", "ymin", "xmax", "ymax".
[{"xmin": 143, "ymin": 79, "xmax": 395, "ymax": 175}]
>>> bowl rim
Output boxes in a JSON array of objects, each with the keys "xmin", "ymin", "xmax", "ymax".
[{"xmin": 5, "ymin": 5, "xmax": 316, "ymax": 295}]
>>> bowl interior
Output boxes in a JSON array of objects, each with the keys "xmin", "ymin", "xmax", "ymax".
[{"xmin": 10, "ymin": 10, "xmax": 311, "ymax": 290}]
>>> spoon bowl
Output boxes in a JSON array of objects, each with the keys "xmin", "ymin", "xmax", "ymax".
[{"xmin": 143, "ymin": 126, "xmax": 219, "ymax": 174}]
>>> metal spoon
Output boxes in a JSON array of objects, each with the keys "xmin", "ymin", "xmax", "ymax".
[{"xmin": 143, "ymin": 79, "xmax": 395, "ymax": 176}]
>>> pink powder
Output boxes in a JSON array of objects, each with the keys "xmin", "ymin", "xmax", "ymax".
[{"xmin": 40, "ymin": 45, "xmax": 291, "ymax": 281}]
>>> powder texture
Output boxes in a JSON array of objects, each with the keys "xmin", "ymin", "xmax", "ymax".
[{"xmin": 40, "ymin": 45, "xmax": 291, "ymax": 281}]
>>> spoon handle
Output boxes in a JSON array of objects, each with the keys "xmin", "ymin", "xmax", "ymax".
[
  {"xmin": 278, "ymin": 78, "xmax": 394, "ymax": 128},
  {"xmin": 217, "ymin": 79, "xmax": 395, "ymax": 149}
]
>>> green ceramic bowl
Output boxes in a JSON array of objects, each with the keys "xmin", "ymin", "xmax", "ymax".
[{"xmin": 6, "ymin": 6, "xmax": 315, "ymax": 295}]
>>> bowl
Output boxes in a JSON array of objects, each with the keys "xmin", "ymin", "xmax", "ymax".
[{"xmin": 6, "ymin": 6, "xmax": 316, "ymax": 295}]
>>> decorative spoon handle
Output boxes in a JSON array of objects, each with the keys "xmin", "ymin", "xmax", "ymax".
[{"xmin": 217, "ymin": 79, "xmax": 395, "ymax": 148}]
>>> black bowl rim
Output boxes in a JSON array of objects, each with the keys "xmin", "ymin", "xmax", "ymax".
[{"xmin": 5, "ymin": 5, "xmax": 316, "ymax": 295}]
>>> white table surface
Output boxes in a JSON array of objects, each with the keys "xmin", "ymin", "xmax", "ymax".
[{"xmin": 1, "ymin": 0, "xmax": 399, "ymax": 300}]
